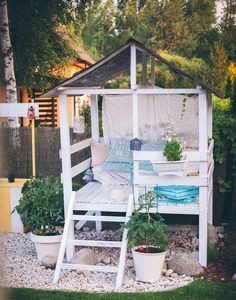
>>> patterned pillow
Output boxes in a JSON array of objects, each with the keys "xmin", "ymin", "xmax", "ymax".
[{"xmin": 105, "ymin": 138, "xmax": 131, "ymax": 163}]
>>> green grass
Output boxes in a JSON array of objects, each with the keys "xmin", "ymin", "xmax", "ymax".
[{"xmin": 2, "ymin": 280, "xmax": 236, "ymax": 300}]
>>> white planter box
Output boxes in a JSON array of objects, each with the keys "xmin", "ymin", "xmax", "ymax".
[
  {"xmin": 151, "ymin": 156, "xmax": 187, "ymax": 176},
  {"xmin": 132, "ymin": 246, "xmax": 166, "ymax": 283},
  {"xmin": 31, "ymin": 233, "xmax": 62, "ymax": 261}
]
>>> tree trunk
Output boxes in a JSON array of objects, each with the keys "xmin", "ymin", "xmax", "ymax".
[{"xmin": 0, "ymin": 0, "xmax": 19, "ymax": 127}]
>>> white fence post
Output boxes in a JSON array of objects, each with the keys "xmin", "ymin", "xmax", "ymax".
[{"xmin": 59, "ymin": 94, "xmax": 74, "ymax": 260}]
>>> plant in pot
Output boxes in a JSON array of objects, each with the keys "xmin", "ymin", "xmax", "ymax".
[
  {"xmin": 15, "ymin": 176, "xmax": 64, "ymax": 261},
  {"xmin": 152, "ymin": 139, "xmax": 186, "ymax": 175},
  {"xmin": 123, "ymin": 191, "xmax": 169, "ymax": 283}
]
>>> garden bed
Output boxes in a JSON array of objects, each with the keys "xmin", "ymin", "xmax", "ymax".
[{"xmin": 0, "ymin": 230, "xmax": 195, "ymax": 292}]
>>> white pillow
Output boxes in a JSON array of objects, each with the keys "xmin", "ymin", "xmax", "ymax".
[{"xmin": 91, "ymin": 140, "xmax": 109, "ymax": 167}]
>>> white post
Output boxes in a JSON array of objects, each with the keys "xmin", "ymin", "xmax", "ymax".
[
  {"xmin": 90, "ymin": 94, "xmax": 99, "ymax": 141},
  {"xmin": 130, "ymin": 44, "xmax": 137, "ymax": 89},
  {"xmin": 131, "ymin": 43, "xmax": 138, "ymax": 137},
  {"xmin": 142, "ymin": 52, "xmax": 147, "ymax": 86},
  {"xmin": 207, "ymin": 93, "xmax": 213, "ymax": 225},
  {"xmin": 59, "ymin": 94, "xmax": 74, "ymax": 260},
  {"xmin": 132, "ymin": 93, "xmax": 138, "ymax": 138},
  {"xmin": 90, "ymin": 94, "xmax": 101, "ymax": 230},
  {"xmin": 130, "ymin": 43, "xmax": 139, "ymax": 205},
  {"xmin": 150, "ymin": 57, "xmax": 155, "ymax": 86},
  {"xmin": 198, "ymin": 92, "xmax": 208, "ymax": 267},
  {"xmin": 207, "ymin": 93, "xmax": 212, "ymax": 139}
]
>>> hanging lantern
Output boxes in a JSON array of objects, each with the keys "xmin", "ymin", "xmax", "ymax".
[
  {"xmin": 130, "ymin": 138, "xmax": 142, "ymax": 151},
  {"xmin": 82, "ymin": 168, "xmax": 94, "ymax": 183},
  {"xmin": 73, "ymin": 115, "xmax": 85, "ymax": 133},
  {"xmin": 27, "ymin": 106, "xmax": 35, "ymax": 120}
]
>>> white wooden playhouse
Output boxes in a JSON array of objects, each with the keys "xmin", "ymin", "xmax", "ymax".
[{"xmin": 42, "ymin": 39, "xmax": 223, "ymax": 288}]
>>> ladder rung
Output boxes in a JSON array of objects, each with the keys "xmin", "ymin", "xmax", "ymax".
[
  {"xmin": 71, "ymin": 215, "xmax": 126, "ymax": 222},
  {"xmin": 61, "ymin": 263, "xmax": 118, "ymax": 273},
  {"xmin": 67, "ymin": 239, "xmax": 122, "ymax": 248}
]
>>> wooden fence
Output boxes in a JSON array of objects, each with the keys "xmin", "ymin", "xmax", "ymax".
[{"xmin": 0, "ymin": 127, "xmax": 90, "ymax": 178}]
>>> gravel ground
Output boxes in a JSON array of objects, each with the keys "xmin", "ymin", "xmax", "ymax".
[{"xmin": 0, "ymin": 231, "xmax": 194, "ymax": 292}]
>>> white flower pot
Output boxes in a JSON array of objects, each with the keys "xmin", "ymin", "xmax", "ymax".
[
  {"xmin": 31, "ymin": 233, "xmax": 62, "ymax": 261},
  {"xmin": 132, "ymin": 246, "xmax": 166, "ymax": 283},
  {"xmin": 151, "ymin": 156, "xmax": 187, "ymax": 176}
]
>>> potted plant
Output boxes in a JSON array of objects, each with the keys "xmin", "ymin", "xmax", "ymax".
[
  {"xmin": 15, "ymin": 176, "xmax": 64, "ymax": 261},
  {"xmin": 123, "ymin": 191, "xmax": 169, "ymax": 283},
  {"xmin": 151, "ymin": 139, "xmax": 186, "ymax": 176}
]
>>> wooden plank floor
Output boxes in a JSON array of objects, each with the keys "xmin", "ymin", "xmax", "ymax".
[{"xmin": 74, "ymin": 182, "xmax": 200, "ymax": 214}]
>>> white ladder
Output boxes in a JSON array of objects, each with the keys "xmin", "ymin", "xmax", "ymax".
[{"xmin": 53, "ymin": 191, "xmax": 133, "ymax": 289}]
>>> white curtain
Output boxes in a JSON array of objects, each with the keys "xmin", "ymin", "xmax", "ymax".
[{"xmin": 102, "ymin": 94, "xmax": 199, "ymax": 149}]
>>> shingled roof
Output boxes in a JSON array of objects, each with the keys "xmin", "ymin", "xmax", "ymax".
[{"xmin": 42, "ymin": 39, "xmax": 224, "ymax": 98}]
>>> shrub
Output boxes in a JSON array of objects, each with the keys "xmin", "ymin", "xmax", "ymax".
[
  {"xmin": 123, "ymin": 191, "xmax": 170, "ymax": 252},
  {"xmin": 207, "ymin": 243, "xmax": 219, "ymax": 262},
  {"xmin": 15, "ymin": 176, "xmax": 64, "ymax": 235},
  {"xmin": 163, "ymin": 139, "xmax": 183, "ymax": 161},
  {"xmin": 229, "ymin": 245, "xmax": 236, "ymax": 270}
]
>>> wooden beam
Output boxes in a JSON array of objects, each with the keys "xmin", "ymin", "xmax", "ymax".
[
  {"xmin": 150, "ymin": 57, "xmax": 155, "ymax": 86},
  {"xmin": 58, "ymin": 94, "xmax": 74, "ymax": 261},
  {"xmin": 132, "ymin": 93, "xmax": 138, "ymax": 138},
  {"xmin": 71, "ymin": 158, "xmax": 92, "ymax": 178},
  {"xmin": 0, "ymin": 103, "xmax": 39, "ymax": 117},
  {"xmin": 59, "ymin": 95, "xmax": 72, "ymax": 209},
  {"xmin": 133, "ymin": 175, "xmax": 208, "ymax": 187},
  {"xmin": 130, "ymin": 44, "xmax": 137, "ymax": 89},
  {"xmin": 207, "ymin": 93, "xmax": 212, "ymax": 139},
  {"xmin": 59, "ymin": 138, "xmax": 92, "ymax": 158},
  {"xmin": 91, "ymin": 95, "xmax": 99, "ymax": 141},
  {"xmin": 60, "ymin": 88, "xmax": 205, "ymax": 96},
  {"xmin": 142, "ymin": 52, "xmax": 147, "ymax": 85},
  {"xmin": 199, "ymin": 186, "xmax": 208, "ymax": 266},
  {"xmin": 133, "ymin": 150, "xmax": 208, "ymax": 162}
]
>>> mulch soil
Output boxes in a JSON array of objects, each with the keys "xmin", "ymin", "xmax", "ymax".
[{"xmin": 203, "ymin": 231, "xmax": 235, "ymax": 283}]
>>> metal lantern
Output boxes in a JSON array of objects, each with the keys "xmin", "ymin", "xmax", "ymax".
[
  {"xmin": 130, "ymin": 138, "xmax": 142, "ymax": 151},
  {"xmin": 73, "ymin": 115, "xmax": 85, "ymax": 134},
  {"xmin": 82, "ymin": 168, "xmax": 94, "ymax": 183}
]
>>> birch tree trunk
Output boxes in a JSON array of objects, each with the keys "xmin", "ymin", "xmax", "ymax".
[{"xmin": 0, "ymin": 0, "xmax": 19, "ymax": 127}]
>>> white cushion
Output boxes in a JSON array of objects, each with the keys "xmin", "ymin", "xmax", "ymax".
[{"xmin": 91, "ymin": 140, "xmax": 109, "ymax": 167}]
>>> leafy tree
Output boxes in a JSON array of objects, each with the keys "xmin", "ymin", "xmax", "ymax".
[
  {"xmin": 0, "ymin": 0, "xmax": 19, "ymax": 127},
  {"xmin": 154, "ymin": 0, "xmax": 191, "ymax": 54},
  {"xmin": 220, "ymin": 0, "xmax": 236, "ymax": 60},
  {"xmin": 209, "ymin": 41, "xmax": 228, "ymax": 93},
  {"xmin": 7, "ymin": 0, "xmax": 77, "ymax": 88},
  {"xmin": 184, "ymin": 0, "xmax": 218, "ymax": 61}
]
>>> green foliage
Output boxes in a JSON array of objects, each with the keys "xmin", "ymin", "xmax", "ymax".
[
  {"xmin": 207, "ymin": 243, "xmax": 219, "ymax": 262},
  {"xmin": 15, "ymin": 176, "xmax": 64, "ymax": 235},
  {"xmin": 213, "ymin": 96, "xmax": 236, "ymax": 165},
  {"xmin": 217, "ymin": 178, "xmax": 231, "ymax": 194},
  {"xmin": 123, "ymin": 191, "xmax": 170, "ymax": 252},
  {"xmin": 163, "ymin": 139, "xmax": 183, "ymax": 161},
  {"xmin": 220, "ymin": 0, "xmax": 236, "ymax": 61},
  {"xmin": 7, "ymin": 0, "xmax": 76, "ymax": 88},
  {"xmin": 229, "ymin": 245, "xmax": 236, "ymax": 271},
  {"xmin": 209, "ymin": 41, "xmax": 228, "ymax": 94}
]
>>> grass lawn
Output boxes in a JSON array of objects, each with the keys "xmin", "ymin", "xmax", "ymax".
[{"xmin": 2, "ymin": 280, "xmax": 236, "ymax": 300}]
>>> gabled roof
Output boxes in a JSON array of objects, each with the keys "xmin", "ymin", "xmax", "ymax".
[{"xmin": 41, "ymin": 39, "xmax": 224, "ymax": 98}]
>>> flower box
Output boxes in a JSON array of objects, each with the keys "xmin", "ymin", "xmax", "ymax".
[{"xmin": 151, "ymin": 156, "xmax": 187, "ymax": 176}]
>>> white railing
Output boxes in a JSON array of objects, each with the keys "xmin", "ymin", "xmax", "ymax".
[
  {"xmin": 132, "ymin": 140, "xmax": 214, "ymax": 188},
  {"xmin": 60, "ymin": 138, "xmax": 92, "ymax": 179}
]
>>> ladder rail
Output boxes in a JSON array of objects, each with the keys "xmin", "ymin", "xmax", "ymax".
[
  {"xmin": 54, "ymin": 191, "xmax": 134, "ymax": 289},
  {"xmin": 53, "ymin": 191, "xmax": 76, "ymax": 284},
  {"xmin": 116, "ymin": 194, "xmax": 133, "ymax": 289}
]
